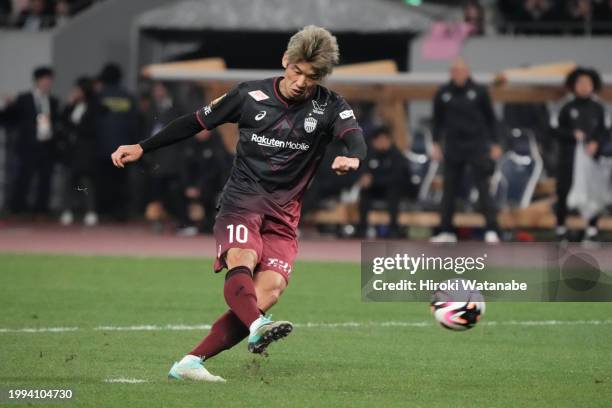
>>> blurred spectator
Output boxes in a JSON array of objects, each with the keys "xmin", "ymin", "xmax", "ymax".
[
  {"xmin": 181, "ymin": 129, "xmax": 233, "ymax": 234},
  {"xmin": 503, "ymin": 102, "xmax": 554, "ymax": 174},
  {"xmin": 0, "ymin": 66, "xmax": 60, "ymax": 215},
  {"xmin": 16, "ymin": 0, "xmax": 55, "ymax": 31},
  {"xmin": 356, "ymin": 126, "xmax": 411, "ymax": 238},
  {"xmin": 58, "ymin": 77, "xmax": 101, "ymax": 226},
  {"xmin": 301, "ymin": 137, "xmax": 358, "ymax": 222},
  {"xmin": 594, "ymin": 0, "xmax": 612, "ymax": 33},
  {"xmin": 517, "ymin": 0, "xmax": 559, "ymax": 22},
  {"xmin": 55, "ymin": 0, "xmax": 70, "ymax": 26},
  {"xmin": 550, "ymin": 67, "xmax": 610, "ymax": 242},
  {"xmin": 463, "ymin": 0, "xmax": 485, "ymax": 36},
  {"xmin": 140, "ymin": 82, "xmax": 188, "ymax": 233},
  {"xmin": 499, "ymin": 0, "xmax": 561, "ymax": 34},
  {"xmin": 568, "ymin": 0, "xmax": 593, "ymax": 22},
  {"xmin": 567, "ymin": 0, "xmax": 594, "ymax": 33},
  {"xmin": 95, "ymin": 62, "xmax": 138, "ymax": 221},
  {"xmin": 429, "ymin": 59, "xmax": 501, "ymax": 243},
  {"xmin": 0, "ymin": 0, "xmax": 11, "ymax": 26},
  {"xmin": 594, "ymin": 0, "xmax": 612, "ymax": 18}
]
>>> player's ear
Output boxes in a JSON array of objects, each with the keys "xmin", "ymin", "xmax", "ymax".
[{"xmin": 281, "ymin": 53, "xmax": 289, "ymax": 69}]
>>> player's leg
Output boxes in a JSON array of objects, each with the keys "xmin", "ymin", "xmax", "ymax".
[
  {"xmin": 223, "ymin": 247, "xmax": 262, "ymax": 328},
  {"xmin": 254, "ymin": 269, "xmax": 287, "ymax": 311},
  {"xmin": 169, "ymin": 208, "xmax": 263, "ymax": 381},
  {"xmin": 183, "ymin": 249, "xmax": 259, "ymax": 362},
  {"xmin": 246, "ymin": 216, "xmax": 297, "ymax": 354},
  {"xmin": 185, "ymin": 269, "xmax": 286, "ymax": 360}
]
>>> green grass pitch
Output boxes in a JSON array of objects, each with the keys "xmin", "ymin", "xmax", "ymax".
[{"xmin": 1, "ymin": 253, "xmax": 611, "ymax": 407}]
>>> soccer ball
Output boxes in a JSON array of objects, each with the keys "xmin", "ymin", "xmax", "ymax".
[{"xmin": 430, "ymin": 281, "xmax": 485, "ymax": 331}]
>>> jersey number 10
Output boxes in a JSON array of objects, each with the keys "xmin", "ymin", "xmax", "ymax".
[{"xmin": 227, "ymin": 224, "xmax": 248, "ymax": 243}]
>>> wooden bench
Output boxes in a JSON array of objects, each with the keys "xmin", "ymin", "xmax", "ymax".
[{"xmin": 307, "ymin": 201, "xmax": 612, "ymax": 231}]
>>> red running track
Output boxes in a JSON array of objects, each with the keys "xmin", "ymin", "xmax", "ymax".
[{"xmin": 0, "ymin": 222, "xmax": 361, "ymax": 262}]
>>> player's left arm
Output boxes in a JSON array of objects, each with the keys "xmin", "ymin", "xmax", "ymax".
[
  {"xmin": 112, "ymin": 85, "xmax": 245, "ymax": 169},
  {"xmin": 330, "ymin": 99, "xmax": 367, "ymax": 175}
]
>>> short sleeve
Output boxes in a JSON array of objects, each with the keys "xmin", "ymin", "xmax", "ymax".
[
  {"xmin": 331, "ymin": 98, "xmax": 362, "ymax": 140},
  {"xmin": 196, "ymin": 84, "xmax": 244, "ymax": 130}
]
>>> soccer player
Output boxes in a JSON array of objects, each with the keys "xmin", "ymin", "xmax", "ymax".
[{"xmin": 111, "ymin": 25, "xmax": 366, "ymax": 382}]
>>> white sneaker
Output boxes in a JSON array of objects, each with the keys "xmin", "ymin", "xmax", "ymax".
[
  {"xmin": 83, "ymin": 212, "xmax": 98, "ymax": 227},
  {"xmin": 168, "ymin": 355, "xmax": 225, "ymax": 382},
  {"xmin": 582, "ymin": 227, "xmax": 600, "ymax": 248},
  {"xmin": 60, "ymin": 211, "xmax": 74, "ymax": 226},
  {"xmin": 484, "ymin": 230, "xmax": 500, "ymax": 244},
  {"xmin": 430, "ymin": 232, "xmax": 457, "ymax": 243}
]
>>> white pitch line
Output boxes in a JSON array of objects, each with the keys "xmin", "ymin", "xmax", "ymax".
[
  {"xmin": 0, "ymin": 327, "xmax": 79, "ymax": 333},
  {"xmin": 104, "ymin": 378, "xmax": 147, "ymax": 384},
  {"xmin": 1, "ymin": 320, "xmax": 612, "ymax": 334},
  {"xmin": 94, "ymin": 324, "xmax": 212, "ymax": 332}
]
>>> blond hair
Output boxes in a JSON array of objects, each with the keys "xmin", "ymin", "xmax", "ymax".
[{"xmin": 285, "ymin": 25, "xmax": 340, "ymax": 78}]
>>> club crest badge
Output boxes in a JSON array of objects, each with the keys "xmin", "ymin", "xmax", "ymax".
[{"xmin": 304, "ymin": 116, "xmax": 317, "ymax": 133}]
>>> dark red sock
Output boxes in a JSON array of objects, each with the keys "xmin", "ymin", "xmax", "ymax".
[
  {"xmin": 223, "ymin": 266, "xmax": 261, "ymax": 327},
  {"xmin": 189, "ymin": 310, "xmax": 249, "ymax": 359}
]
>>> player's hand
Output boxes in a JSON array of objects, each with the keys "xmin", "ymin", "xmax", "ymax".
[
  {"xmin": 586, "ymin": 141, "xmax": 598, "ymax": 157},
  {"xmin": 111, "ymin": 144, "xmax": 143, "ymax": 168},
  {"xmin": 331, "ymin": 156, "xmax": 360, "ymax": 175},
  {"xmin": 431, "ymin": 143, "xmax": 443, "ymax": 162},
  {"xmin": 490, "ymin": 144, "xmax": 503, "ymax": 161}
]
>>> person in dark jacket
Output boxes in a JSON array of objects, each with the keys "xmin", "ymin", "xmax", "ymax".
[
  {"xmin": 356, "ymin": 126, "xmax": 411, "ymax": 238},
  {"xmin": 15, "ymin": 0, "xmax": 55, "ymax": 30},
  {"xmin": 430, "ymin": 58, "xmax": 502, "ymax": 243},
  {"xmin": 551, "ymin": 67, "xmax": 610, "ymax": 242},
  {"xmin": 142, "ymin": 82, "xmax": 189, "ymax": 233},
  {"xmin": 180, "ymin": 129, "xmax": 233, "ymax": 235},
  {"xmin": 95, "ymin": 63, "xmax": 138, "ymax": 221},
  {"xmin": 0, "ymin": 66, "xmax": 60, "ymax": 215},
  {"xmin": 58, "ymin": 77, "xmax": 101, "ymax": 226}
]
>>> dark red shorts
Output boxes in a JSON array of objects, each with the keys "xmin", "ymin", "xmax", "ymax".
[{"xmin": 213, "ymin": 206, "xmax": 298, "ymax": 283}]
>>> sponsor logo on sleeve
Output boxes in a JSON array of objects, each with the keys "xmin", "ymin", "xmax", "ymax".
[
  {"xmin": 202, "ymin": 93, "xmax": 226, "ymax": 116},
  {"xmin": 266, "ymin": 257, "xmax": 292, "ymax": 275},
  {"xmin": 339, "ymin": 109, "xmax": 355, "ymax": 120},
  {"xmin": 248, "ymin": 90, "xmax": 269, "ymax": 101}
]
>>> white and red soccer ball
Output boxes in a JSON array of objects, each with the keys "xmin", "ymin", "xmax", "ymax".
[{"xmin": 430, "ymin": 279, "xmax": 485, "ymax": 331}]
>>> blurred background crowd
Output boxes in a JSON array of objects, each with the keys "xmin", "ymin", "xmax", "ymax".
[
  {"xmin": 1, "ymin": 0, "xmax": 611, "ymax": 243},
  {"xmin": 3, "ymin": 0, "xmax": 612, "ymax": 35}
]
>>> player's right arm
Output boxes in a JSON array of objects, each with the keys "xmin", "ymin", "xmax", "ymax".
[{"xmin": 111, "ymin": 84, "xmax": 244, "ymax": 168}]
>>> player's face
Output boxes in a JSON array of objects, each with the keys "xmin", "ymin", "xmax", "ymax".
[
  {"xmin": 574, "ymin": 75, "xmax": 594, "ymax": 98},
  {"xmin": 281, "ymin": 56, "xmax": 321, "ymax": 101}
]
